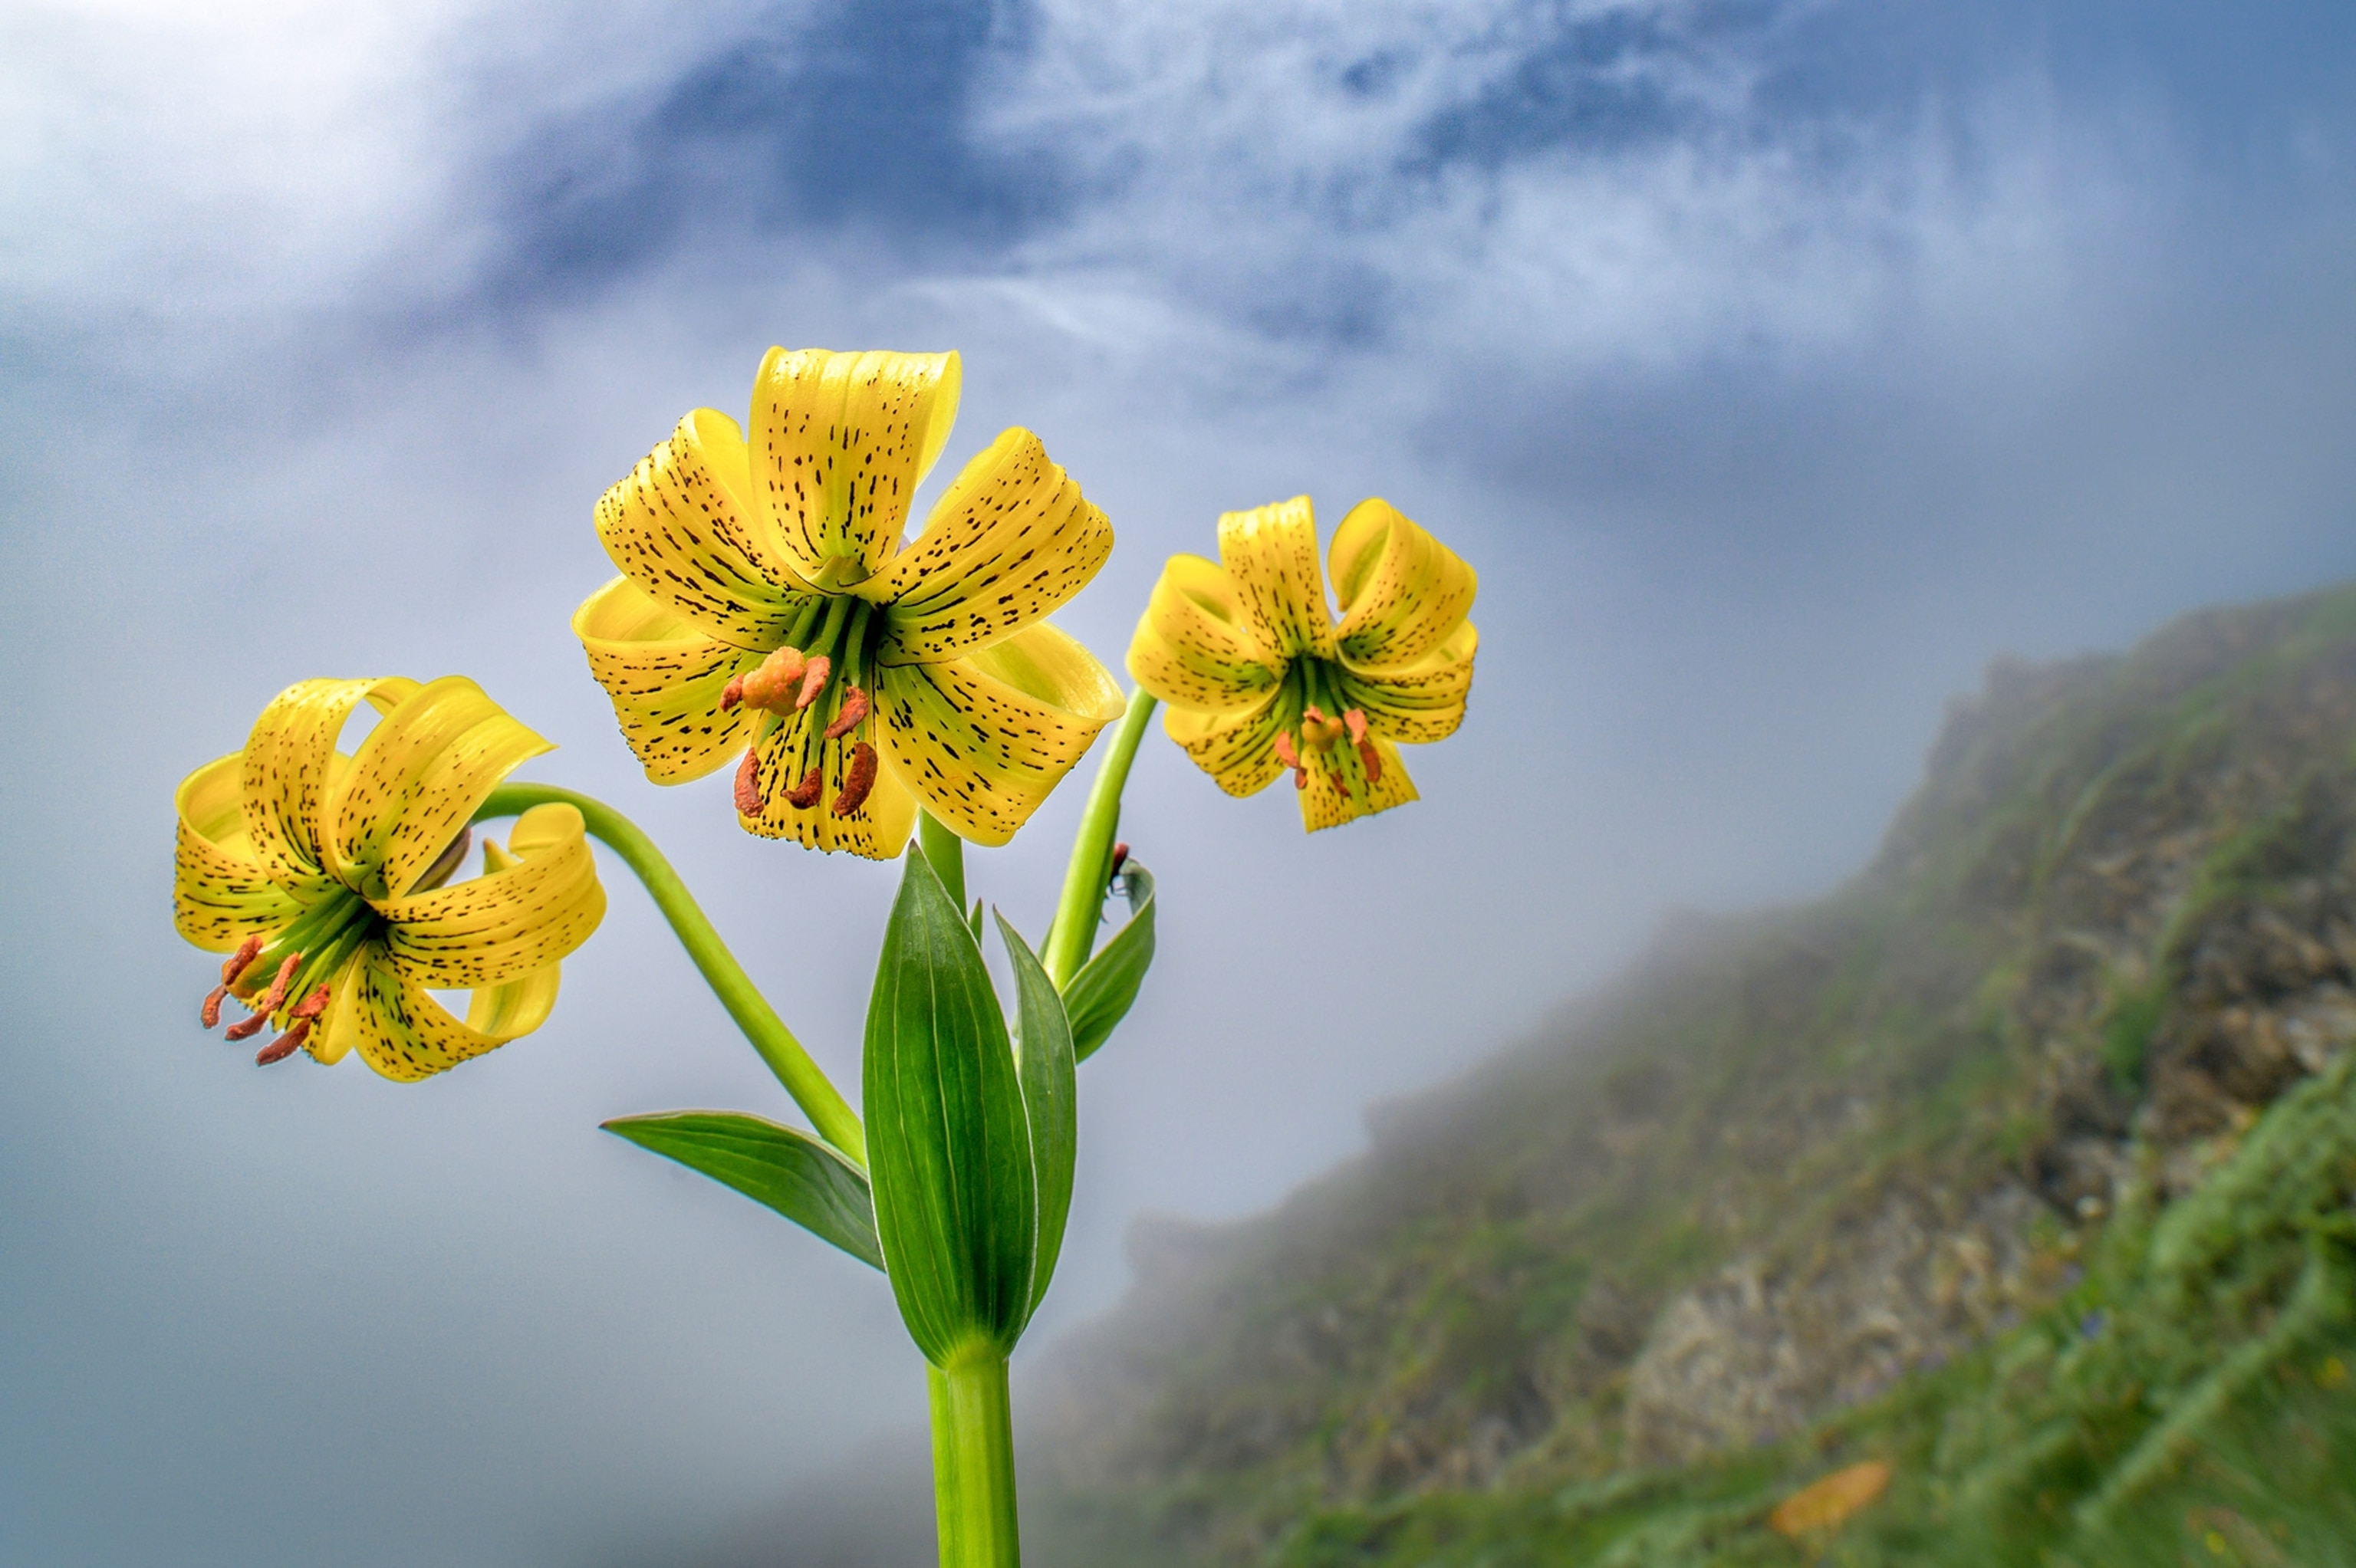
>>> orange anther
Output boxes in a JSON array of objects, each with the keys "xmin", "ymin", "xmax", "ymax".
[
  {"xmin": 1343, "ymin": 708, "xmax": 1367, "ymax": 746},
  {"xmin": 220, "ymin": 935, "xmax": 264, "ymax": 985},
  {"xmin": 290, "ymin": 984, "xmax": 332, "ymax": 1021},
  {"xmin": 1273, "ymin": 731, "xmax": 1300, "ymax": 770},
  {"xmin": 794, "ymin": 654, "xmax": 833, "ymax": 712},
  {"xmin": 225, "ymin": 953, "xmax": 299, "ymax": 1040},
  {"xmin": 785, "ymin": 764, "xmax": 825, "ymax": 810},
  {"xmin": 824, "ymin": 684, "xmax": 870, "ymax": 740},
  {"xmin": 832, "ymin": 743, "xmax": 878, "ymax": 815},
  {"xmin": 734, "ymin": 748, "xmax": 765, "ymax": 816},
  {"xmin": 201, "ymin": 985, "xmax": 230, "ymax": 1029},
  {"xmin": 255, "ymin": 1019, "xmax": 311, "ymax": 1066},
  {"xmin": 1357, "ymin": 740, "xmax": 1382, "ymax": 784}
]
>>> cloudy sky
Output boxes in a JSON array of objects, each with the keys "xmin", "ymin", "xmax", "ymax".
[{"xmin": 4, "ymin": 2, "xmax": 2352, "ymax": 1563}]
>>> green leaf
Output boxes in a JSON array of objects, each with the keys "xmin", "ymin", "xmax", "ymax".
[
  {"xmin": 864, "ymin": 846, "xmax": 1038, "ymax": 1363},
  {"xmin": 995, "ymin": 912, "xmax": 1076, "ymax": 1323},
  {"xmin": 601, "ymin": 1111, "xmax": 883, "ymax": 1271},
  {"xmin": 1064, "ymin": 860, "xmax": 1156, "ymax": 1063}
]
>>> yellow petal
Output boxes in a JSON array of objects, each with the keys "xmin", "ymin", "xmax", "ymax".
[
  {"xmin": 749, "ymin": 348, "xmax": 962, "ymax": 577},
  {"xmin": 871, "ymin": 623, "xmax": 1125, "ymax": 846},
  {"xmin": 304, "ymin": 958, "xmax": 365, "ymax": 1065},
  {"xmin": 1338, "ymin": 622, "xmax": 1479, "ymax": 743},
  {"xmin": 1162, "ymin": 695, "xmax": 1288, "ymax": 797},
  {"xmin": 324, "ymin": 676, "xmax": 553, "ymax": 899},
  {"xmin": 1297, "ymin": 735, "xmax": 1418, "ymax": 831},
  {"xmin": 596, "ymin": 409, "xmax": 816, "ymax": 648},
  {"xmin": 573, "ymin": 574, "xmax": 764, "ymax": 783},
  {"xmin": 738, "ymin": 708, "xmax": 920, "ymax": 857},
  {"xmin": 349, "ymin": 945, "xmax": 543, "ymax": 1082},
  {"xmin": 239, "ymin": 679, "xmax": 406, "ymax": 895},
  {"xmin": 377, "ymin": 804, "xmax": 606, "ymax": 990},
  {"xmin": 1328, "ymin": 498, "xmax": 1478, "ymax": 666},
  {"xmin": 465, "ymin": 962, "xmax": 561, "ymax": 1039},
  {"xmin": 867, "ymin": 427, "xmax": 1113, "ymax": 660},
  {"xmin": 1217, "ymin": 495, "xmax": 1338, "ymax": 662},
  {"xmin": 1125, "ymin": 553, "xmax": 1283, "ymax": 712},
  {"xmin": 174, "ymin": 752, "xmax": 304, "ymax": 951}
]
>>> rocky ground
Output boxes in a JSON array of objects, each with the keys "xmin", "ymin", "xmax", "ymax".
[{"xmin": 1016, "ymin": 585, "xmax": 2356, "ymax": 1566}]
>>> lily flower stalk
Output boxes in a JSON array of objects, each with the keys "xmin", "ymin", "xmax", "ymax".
[
  {"xmin": 173, "ymin": 677, "xmax": 606, "ymax": 1078},
  {"xmin": 1127, "ymin": 495, "xmax": 1478, "ymax": 830},
  {"xmin": 573, "ymin": 347, "xmax": 1127, "ymax": 858}
]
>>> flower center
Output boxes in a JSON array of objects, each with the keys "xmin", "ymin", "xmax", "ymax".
[
  {"xmin": 198, "ymin": 883, "xmax": 382, "ymax": 1067},
  {"xmin": 1271, "ymin": 660, "xmax": 1381, "ymax": 796},
  {"xmin": 719, "ymin": 589, "xmax": 886, "ymax": 817}
]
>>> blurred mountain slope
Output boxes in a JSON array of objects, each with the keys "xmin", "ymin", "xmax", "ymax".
[{"xmin": 1021, "ymin": 582, "xmax": 2356, "ymax": 1566}]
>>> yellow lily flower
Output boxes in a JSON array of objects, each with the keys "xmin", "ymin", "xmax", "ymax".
[
  {"xmin": 173, "ymin": 676, "xmax": 607, "ymax": 1080},
  {"xmin": 571, "ymin": 347, "xmax": 1127, "ymax": 856},
  {"xmin": 1127, "ymin": 495, "xmax": 1477, "ymax": 831}
]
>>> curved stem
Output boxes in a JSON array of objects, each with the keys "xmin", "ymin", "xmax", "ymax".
[
  {"xmin": 1043, "ymin": 690, "xmax": 1158, "ymax": 990},
  {"xmin": 474, "ymin": 781, "xmax": 865, "ymax": 1167}
]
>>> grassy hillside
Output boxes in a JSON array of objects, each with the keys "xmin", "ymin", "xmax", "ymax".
[{"xmin": 1022, "ymin": 584, "xmax": 2356, "ymax": 1566}]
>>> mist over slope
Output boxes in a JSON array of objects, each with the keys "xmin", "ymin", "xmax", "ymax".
[{"xmin": 1015, "ymin": 583, "xmax": 2356, "ymax": 1565}]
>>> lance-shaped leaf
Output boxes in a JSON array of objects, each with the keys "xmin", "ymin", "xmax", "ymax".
[
  {"xmin": 865, "ymin": 848, "xmax": 1038, "ymax": 1363},
  {"xmin": 1063, "ymin": 861, "xmax": 1156, "ymax": 1063},
  {"xmin": 601, "ymin": 1111, "xmax": 883, "ymax": 1271},
  {"xmin": 995, "ymin": 912, "xmax": 1076, "ymax": 1323}
]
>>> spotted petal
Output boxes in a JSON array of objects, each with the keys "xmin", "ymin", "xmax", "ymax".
[
  {"xmin": 174, "ymin": 752, "xmax": 302, "ymax": 950},
  {"xmin": 1218, "ymin": 495, "xmax": 1338, "ymax": 663},
  {"xmin": 1162, "ymin": 695, "xmax": 1288, "ymax": 798},
  {"xmin": 324, "ymin": 676, "xmax": 553, "ymax": 900},
  {"xmin": 872, "ymin": 623, "xmax": 1125, "ymax": 846},
  {"xmin": 595, "ymin": 409, "xmax": 814, "ymax": 649},
  {"xmin": 239, "ymin": 678, "xmax": 413, "ymax": 897},
  {"xmin": 1126, "ymin": 553, "xmax": 1282, "ymax": 713},
  {"xmin": 378, "ymin": 804, "xmax": 605, "ymax": 991},
  {"xmin": 574, "ymin": 574, "xmax": 764, "ymax": 783},
  {"xmin": 1297, "ymin": 735, "xmax": 1418, "ymax": 832},
  {"xmin": 738, "ymin": 708, "xmax": 920, "ymax": 857},
  {"xmin": 347, "ymin": 945, "xmax": 558, "ymax": 1082},
  {"xmin": 1328, "ymin": 498, "xmax": 1477, "ymax": 667},
  {"xmin": 749, "ymin": 348, "xmax": 961, "ymax": 577},
  {"xmin": 1338, "ymin": 623, "xmax": 1479, "ymax": 744},
  {"xmin": 868, "ymin": 427, "xmax": 1112, "ymax": 661}
]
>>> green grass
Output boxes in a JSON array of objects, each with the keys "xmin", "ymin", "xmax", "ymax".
[{"xmin": 1253, "ymin": 1057, "xmax": 2356, "ymax": 1568}]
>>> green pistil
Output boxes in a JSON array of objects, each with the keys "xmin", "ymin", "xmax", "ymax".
[
  {"xmin": 245, "ymin": 887, "xmax": 380, "ymax": 1013},
  {"xmin": 784, "ymin": 593, "xmax": 826, "ymax": 653}
]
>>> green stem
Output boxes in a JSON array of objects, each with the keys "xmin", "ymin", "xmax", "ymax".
[
  {"xmin": 919, "ymin": 811, "xmax": 967, "ymax": 912},
  {"xmin": 473, "ymin": 781, "xmax": 865, "ymax": 1167},
  {"xmin": 927, "ymin": 1349, "xmax": 1021, "ymax": 1568},
  {"xmin": 1043, "ymin": 689, "xmax": 1159, "ymax": 990}
]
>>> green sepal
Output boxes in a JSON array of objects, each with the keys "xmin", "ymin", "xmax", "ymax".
[
  {"xmin": 601, "ymin": 1111, "xmax": 883, "ymax": 1271},
  {"xmin": 865, "ymin": 846, "xmax": 1038, "ymax": 1363},
  {"xmin": 995, "ymin": 911, "xmax": 1076, "ymax": 1324},
  {"xmin": 1063, "ymin": 860, "xmax": 1156, "ymax": 1062}
]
